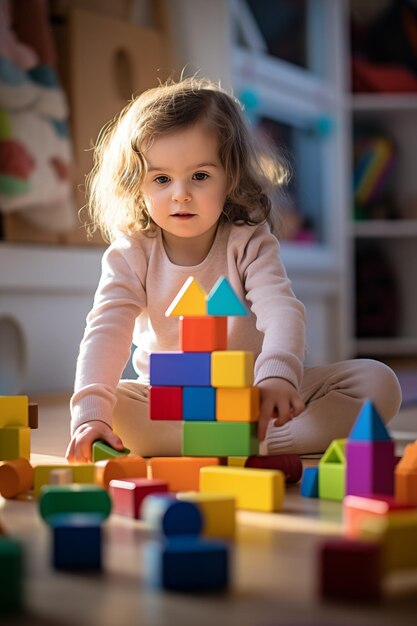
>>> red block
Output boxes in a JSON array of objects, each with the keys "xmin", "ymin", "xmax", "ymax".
[
  {"xmin": 109, "ymin": 478, "xmax": 169, "ymax": 519},
  {"xmin": 180, "ymin": 316, "xmax": 227, "ymax": 352},
  {"xmin": 149, "ymin": 386, "xmax": 182, "ymax": 420},
  {"xmin": 245, "ymin": 454, "xmax": 303, "ymax": 484},
  {"xmin": 319, "ymin": 538, "xmax": 382, "ymax": 602}
]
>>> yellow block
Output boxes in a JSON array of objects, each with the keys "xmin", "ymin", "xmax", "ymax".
[
  {"xmin": 0, "ymin": 396, "xmax": 29, "ymax": 428},
  {"xmin": 33, "ymin": 464, "xmax": 95, "ymax": 497},
  {"xmin": 211, "ymin": 351, "xmax": 254, "ymax": 388},
  {"xmin": 360, "ymin": 511, "xmax": 417, "ymax": 572},
  {"xmin": 165, "ymin": 277, "xmax": 207, "ymax": 317},
  {"xmin": 0, "ymin": 427, "xmax": 30, "ymax": 460},
  {"xmin": 200, "ymin": 466, "xmax": 284, "ymax": 512},
  {"xmin": 177, "ymin": 491, "xmax": 236, "ymax": 539},
  {"xmin": 227, "ymin": 456, "xmax": 248, "ymax": 467},
  {"xmin": 216, "ymin": 387, "xmax": 260, "ymax": 422}
]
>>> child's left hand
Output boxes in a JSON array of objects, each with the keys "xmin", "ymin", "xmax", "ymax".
[{"xmin": 257, "ymin": 377, "xmax": 305, "ymax": 441}]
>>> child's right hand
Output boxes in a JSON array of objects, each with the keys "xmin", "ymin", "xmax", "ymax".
[{"xmin": 66, "ymin": 420, "xmax": 125, "ymax": 463}]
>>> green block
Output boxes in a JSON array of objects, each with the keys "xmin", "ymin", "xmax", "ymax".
[
  {"xmin": 39, "ymin": 484, "xmax": 112, "ymax": 523},
  {"xmin": 183, "ymin": 422, "xmax": 259, "ymax": 456},
  {"xmin": 0, "ymin": 537, "xmax": 23, "ymax": 614},
  {"xmin": 92, "ymin": 440, "xmax": 130, "ymax": 462},
  {"xmin": 0, "ymin": 427, "xmax": 30, "ymax": 461},
  {"xmin": 318, "ymin": 438, "xmax": 346, "ymax": 501}
]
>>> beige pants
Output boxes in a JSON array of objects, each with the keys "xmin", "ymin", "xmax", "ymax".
[{"xmin": 112, "ymin": 359, "xmax": 402, "ymax": 457}]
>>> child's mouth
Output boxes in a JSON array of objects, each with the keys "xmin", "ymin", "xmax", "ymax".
[{"xmin": 172, "ymin": 213, "xmax": 195, "ymax": 219}]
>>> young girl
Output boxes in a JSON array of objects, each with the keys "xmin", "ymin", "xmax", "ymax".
[{"xmin": 66, "ymin": 77, "xmax": 402, "ymax": 463}]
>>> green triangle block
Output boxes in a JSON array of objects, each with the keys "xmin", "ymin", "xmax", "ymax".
[
  {"xmin": 207, "ymin": 276, "xmax": 248, "ymax": 316},
  {"xmin": 320, "ymin": 439, "xmax": 346, "ymax": 466},
  {"xmin": 92, "ymin": 440, "xmax": 130, "ymax": 462},
  {"xmin": 348, "ymin": 400, "xmax": 391, "ymax": 441}
]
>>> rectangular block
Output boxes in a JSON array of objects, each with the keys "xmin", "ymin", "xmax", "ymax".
[
  {"xmin": 346, "ymin": 440, "xmax": 395, "ymax": 497},
  {"xmin": 150, "ymin": 352, "xmax": 211, "ymax": 386},
  {"xmin": 318, "ymin": 463, "xmax": 345, "ymax": 501},
  {"xmin": 0, "ymin": 396, "xmax": 28, "ymax": 428},
  {"xmin": 51, "ymin": 514, "xmax": 102, "ymax": 570},
  {"xmin": 344, "ymin": 495, "xmax": 413, "ymax": 538},
  {"xmin": 109, "ymin": 478, "xmax": 168, "ymax": 519},
  {"xmin": 28, "ymin": 403, "xmax": 39, "ymax": 429},
  {"xmin": 183, "ymin": 422, "xmax": 259, "ymax": 457},
  {"xmin": 34, "ymin": 464, "xmax": 96, "ymax": 498},
  {"xmin": 180, "ymin": 316, "xmax": 227, "ymax": 352},
  {"xmin": 0, "ymin": 427, "xmax": 30, "ymax": 461},
  {"xmin": 149, "ymin": 457, "xmax": 222, "ymax": 492},
  {"xmin": 216, "ymin": 387, "xmax": 259, "ymax": 422},
  {"xmin": 176, "ymin": 492, "xmax": 236, "ymax": 539},
  {"xmin": 211, "ymin": 351, "xmax": 254, "ymax": 387},
  {"xmin": 200, "ymin": 466, "xmax": 284, "ymax": 512},
  {"xmin": 395, "ymin": 470, "xmax": 417, "ymax": 506},
  {"xmin": 183, "ymin": 387, "xmax": 216, "ymax": 421},
  {"xmin": 360, "ymin": 511, "xmax": 417, "ymax": 573},
  {"xmin": 149, "ymin": 387, "xmax": 182, "ymax": 420}
]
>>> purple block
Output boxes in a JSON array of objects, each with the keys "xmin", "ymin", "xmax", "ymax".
[{"xmin": 346, "ymin": 440, "xmax": 394, "ymax": 497}]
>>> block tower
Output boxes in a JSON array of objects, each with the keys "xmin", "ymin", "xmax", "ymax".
[
  {"xmin": 149, "ymin": 276, "xmax": 260, "ymax": 457},
  {"xmin": 0, "ymin": 396, "xmax": 31, "ymax": 461}
]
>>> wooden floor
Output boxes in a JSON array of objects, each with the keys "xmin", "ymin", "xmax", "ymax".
[{"xmin": 1, "ymin": 396, "xmax": 417, "ymax": 626}]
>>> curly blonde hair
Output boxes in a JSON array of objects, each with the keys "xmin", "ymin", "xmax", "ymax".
[{"xmin": 85, "ymin": 76, "xmax": 287, "ymax": 242}]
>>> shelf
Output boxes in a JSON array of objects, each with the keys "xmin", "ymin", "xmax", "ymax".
[
  {"xmin": 355, "ymin": 337, "xmax": 417, "ymax": 357},
  {"xmin": 353, "ymin": 220, "xmax": 417, "ymax": 238},
  {"xmin": 351, "ymin": 94, "xmax": 417, "ymax": 112}
]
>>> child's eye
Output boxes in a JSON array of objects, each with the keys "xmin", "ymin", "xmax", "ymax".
[
  {"xmin": 154, "ymin": 175, "xmax": 170, "ymax": 184},
  {"xmin": 193, "ymin": 172, "xmax": 209, "ymax": 181}
]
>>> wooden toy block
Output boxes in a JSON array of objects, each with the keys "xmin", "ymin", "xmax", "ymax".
[
  {"xmin": 177, "ymin": 492, "xmax": 236, "ymax": 539},
  {"xmin": 349, "ymin": 400, "xmax": 391, "ymax": 441},
  {"xmin": 207, "ymin": 276, "xmax": 248, "ymax": 316},
  {"xmin": 34, "ymin": 464, "xmax": 95, "ymax": 497},
  {"xmin": 92, "ymin": 440, "xmax": 131, "ymax": 461},
  {"xmin": 0, "ymin": 459, "xmax": 33, "ymax": 499},
  {"xmin": 318, "ymin": 439, "xmax": 346, "ymax": 501},
  {"xmin": 0, "ymin": 536, "xmax": 23, "ymax": 613},
  {"xmin": 144, "ymin": 536, "xmax": 229, "ymax": 591},
  {"xmin": 165, "ymin": 276, "xmax": 207, "ymax": 317},
  {"xmin": 183, "ymin": 386, "xmax": 216, "ymax": 421},
  {"xmin": 0, "ymin": 427, "xmax": 30, "ymax": 461},
  {"xmin": 346, "ymin": 440, "xmax": 395, "ymax": 497},
  {"xmin": 395, "ymin": 442, "xmax": 417, "ymax": 505},
  {"xmin": 300, "ymin": 466, "xmax": 319, "ymax": 497},
  {"xmin": 150, "ymin": 352, "xmax": 211, "ymax": 387},
  {"xmin": 49, "ymin": 468, "xmax": 73, "ymax": 485},
  {"xmin": 360, "ymin": 511, "xmax": 417, "ymax": 572},
  {"xmin": 319, "ymin": 538, "xmax": 382, "ymax": 602},
  {"xmin": 183, "ymin": 422, "xmax": 259, "ymax": 457},
  {"xmin": 245, "ymin": 453, "xmax": 303, "ymax": 484},
  {"xmin": 95, "ymin": 455, "xmax": 147, "ymax": 489},
  {"xmin": 200, "ymin": 466, "xmax": 284, "ymax": 512},
  {"xmin": 343, "ymin": 494, "xmax": 414, "ymax": 538},
  {"xmin": 227, "ymin": 456, "xmax": 247, "ymax": 467},
  {"xmin": 141, "ymin": 494, "xmax": 203, "ymax": 536},
  {"xmin": 216, "ymin": 387, "xmax": 260, "ymax": 422},
  {"xmin": 149, "ymin": 386, "xmax": 183, "ymax": 420},
  {"xmin": 149, "ymin": 457, "xmax": 222, "ymax": 492},
  {"xmin": 180, "ymin": 316, "xmax": 227, "ymax": 352},
  {"xmin": 109, "ymin": 478, "xmax": 169, "ymax": 519},
  {"xmin": 28, "ymin": 403, "xmax": 38, "ymax": 429},
  {"xmin": 211, "ymin": 351, "xmax": 254, "ymax": 388},
  {"xmin": 0, "ymin": 395, "xmax": 28, "ymax": 428},
  {"xmin": 39, "ymin": 484, "xmax": 112, "ymax": 523},
  {"xmin": 50, "ymin": 513, "xmax": 102, "ymax": 570}
]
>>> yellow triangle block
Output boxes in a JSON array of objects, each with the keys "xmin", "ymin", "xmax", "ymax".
[{"xmin": 165, "ymin": 276, "xmax": 207, "ymax": 317}]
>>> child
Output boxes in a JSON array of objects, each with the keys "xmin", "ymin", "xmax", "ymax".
[{"xmin": 66, "ymin": 77, "xmax": 402, "ymax": 463}]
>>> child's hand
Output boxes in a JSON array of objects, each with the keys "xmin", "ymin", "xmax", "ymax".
[
  {"xmin": 257, "ymin": 377, "xmax": 305, "ymax": 441},
  {"xmin": 65, "ymin": 421, "xmax": 125, "ymax": 463}
]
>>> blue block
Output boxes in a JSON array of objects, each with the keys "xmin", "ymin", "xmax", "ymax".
[
  {"xmin": 348, "ymin": 400, "xmax": 391, "ymax": 442},
  {"xmin": 150, "ymin": 352, "xmax": 211, "ymax": 386},
  {"xmin": 141, "ymin": 494, "xmax": 203, "ymax": 537},
  {"xmin": 300, "ymin": 467, "xmax": 319, "ymax": 498},
  {"xmin": 183, "ymin": 386, "xmax": 216, "ymax": 421},
  {"xmin": 145, "ymin": 536, "xmax": 229, "ymax": 591},
  {"xmin": 50, "ymin": 513, "xmax": 102, "ymax": 570}
]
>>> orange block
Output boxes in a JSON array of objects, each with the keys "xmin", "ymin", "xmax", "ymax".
[
  {"xmin": 0, "ymin": 458, "xmax": 34, "ymax": 499},
  {"xmin": 95, "ymin": 455, "xmax": 147, "ymax": 489},
  {"xmin": 216, "ymin": 387, "xmax": 260, "ymax": 422},
  {"xmin": 149, "ymin": 457, "xmax": 223, "ymax": 492},
  {"xmin": 395, "ymin": 442, "xmax": 417, "ymax": 505},
  {"xmin": 180, "ymin": 316, "xmax": 227, "ymax": 352},
  {"xmin": 343, "ymin": 494, "xmax": 413, "ymax": 538}
]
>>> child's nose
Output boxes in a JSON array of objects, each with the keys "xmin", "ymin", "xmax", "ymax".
[{"xmin": 172, "ymin": 182, "xmax": 191, "ymax": 203}]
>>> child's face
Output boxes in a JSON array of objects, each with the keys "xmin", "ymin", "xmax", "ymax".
[{"xmin": 142, "ymin": 122, "xmax": 228, "ymax": 247}]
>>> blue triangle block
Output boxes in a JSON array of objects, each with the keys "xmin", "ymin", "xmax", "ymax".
[
  {"xmin": 207, "ymin": 276, "xmax": 248, "ymax": 316},
  {"xmin": 348, "ymin": 400, "xmax": 391, "ymax": 441}
]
